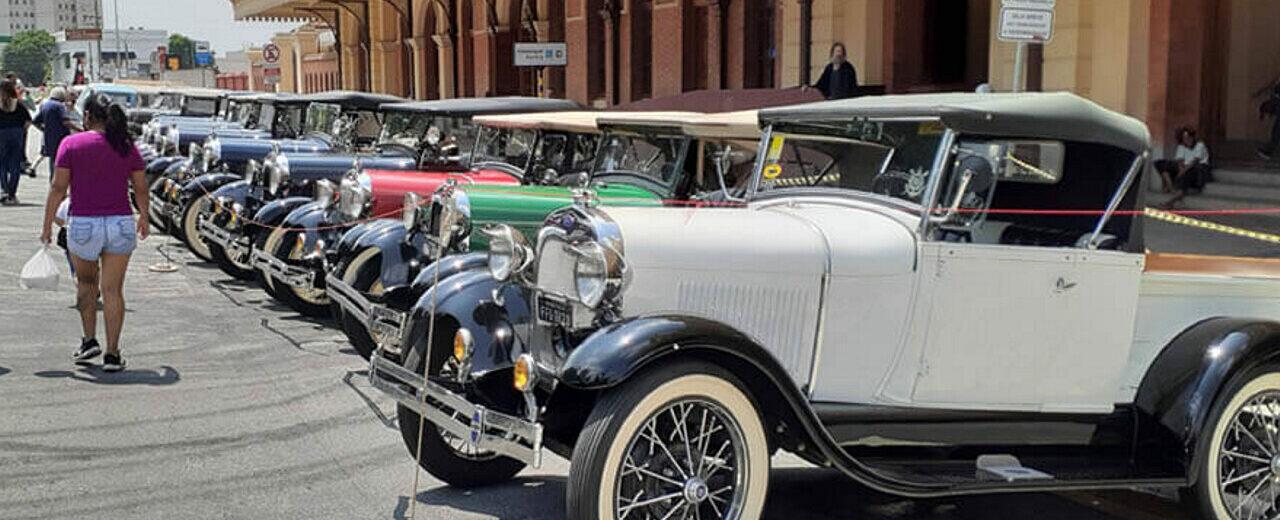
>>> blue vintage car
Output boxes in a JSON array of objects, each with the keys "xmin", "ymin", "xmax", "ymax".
[
  {"xmin": 137, "ymin": 90, "xmax": 262, "ymax": 173},
  {"xmin": 162, "ymin": 90, "xmax": 404, "ymax": 261}
]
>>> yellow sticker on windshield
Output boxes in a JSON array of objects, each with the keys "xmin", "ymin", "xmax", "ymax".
[
  {"xmin": 917, "ymin": 121, "xmax": 944, "ymax": 135},
  {"xmin": 763, "ymin": 163, "xmax": 783, "ymax": 179},
  {"xmin": 766, "ymin": 136, "xmax": 786, "ymax": 161}
]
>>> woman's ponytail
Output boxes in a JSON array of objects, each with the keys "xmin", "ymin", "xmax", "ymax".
[{"xmin": 84, "ymin": 93, "xmax": 133, "ymax": 157}]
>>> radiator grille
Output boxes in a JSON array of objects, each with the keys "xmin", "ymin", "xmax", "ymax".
[{"xmin": 535, "ymin": 234, "xmax": 577, "ymax": 299}]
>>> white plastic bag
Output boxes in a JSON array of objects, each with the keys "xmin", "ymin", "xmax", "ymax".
[{"xmin": 19, "ymin": 246, "xmax": 61, "ymax": 291}]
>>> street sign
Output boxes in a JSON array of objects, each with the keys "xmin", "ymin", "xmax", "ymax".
[
  {"xmin": 262, "ymin": 43, "xmax": 281, "ymax": 64},
  {"xmin": 64, "ymin": 28, "xmax": 102, "ymax": 41},
  {"xmin": 194, "ymin": 40, "xmax": 213, "ymax": 66},
  {"xmin": 513, "ymin": 42, "xmax": 567, "ymax": 67},
  {"xmin": 1001, "ymin": 0, "xmax": 1055, "ymax": 9},
  {"xmin": 998, "ymin": 7, "xmax": 1054, "ymax": 42}
]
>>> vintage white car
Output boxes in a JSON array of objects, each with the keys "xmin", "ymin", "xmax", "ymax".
[{"xmin": 371, "ymin": 92, "xmax": 1280, "ymax": 520}]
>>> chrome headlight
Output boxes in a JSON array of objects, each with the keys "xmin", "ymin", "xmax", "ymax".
[
  {"xmin": 169, "ymin": 126, "xmax": 180, "ymax": 152},
  {"xmin": 314, "ymin": 180, "xmax": 337, "ymax": 209},
  {"xmin": 204, "ymin": 136, "xmax": 221, "ymax": 163},
  {"xmin": 402, "ymin": 192, "xmax": 420, "ymax": 230},
  {"xmin": 484, "ymin": 224, "xmax": 532, "ymax": 282},
  {"xmin": 424, "ymin": 183, "xmax": 471, "ymax": 251},
  {"xmin": 536, "ymin": 203, "xmax": 629, "ymax": 310},
  {"xmin": 337, "ymin": 170, "xmax": 372, "ymax": 221},
  {"xmin": 188, "ymin": 141, "xmax": 203, "ymax": 169},
  {"xmin": 244, "ymin": 159, "xmax": 260, "ymax": 182},
  {"xmin": 268, "ymin": 154, "xmax": 290, "ymax": 195}
]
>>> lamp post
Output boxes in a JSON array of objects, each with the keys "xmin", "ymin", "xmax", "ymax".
[{"xmin": 112, "ymin": 0, "xmax": 124, "ymax": 78}]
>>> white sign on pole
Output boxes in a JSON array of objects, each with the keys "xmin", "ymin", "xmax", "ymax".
[
  {"xmin": 513, "ymin": 42, "xmax": 567, "ymax": 67},
  {"xmin": 998, "ymin": 7, "xmax": 1054, "ymax": 43},
  {"xmin": 1001, "ymin": 0, "xmax": 1055, "ymax": 9}
]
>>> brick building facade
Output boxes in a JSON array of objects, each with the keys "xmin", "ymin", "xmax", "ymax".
[{"xmin": 232, "ymin": 0, "xmax": 1280, "ymax": 153}]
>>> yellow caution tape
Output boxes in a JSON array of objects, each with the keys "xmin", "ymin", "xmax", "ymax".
[{"xmin": 1144, "ymin": 207, "xmax": 1280, "ymax": 245}]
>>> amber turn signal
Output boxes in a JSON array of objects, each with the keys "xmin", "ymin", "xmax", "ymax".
[
  {"xmin": 452, "ymin": 328, "xmax": 473, "ymax": 363},
  {"xmin": 513, "ymin": 354, "xmax": 536, "ymax": 392}
]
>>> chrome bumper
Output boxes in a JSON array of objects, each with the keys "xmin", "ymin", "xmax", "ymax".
[
  {"xmin": 251, "ymin": 248, "xmax": 315, "ymax": 288},
  {"xmin": 197, "ymin": 218, "xmax": 249, "ymax": 263},
  {"xmin": 369, "ymin": 354, "xmax": 543, "ymax": 468},
  {"xmin": 326, "ymin": 273, "xmax": 407, "ymax": 351}
]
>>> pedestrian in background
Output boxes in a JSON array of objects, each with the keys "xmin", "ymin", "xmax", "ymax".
[
  {"xmin": 40, "ymin": 94, "xmax": 150, "ymax": 372},
  {"xmin": 1156, "ymin": 126, "xmax": 1211, "ymax": 209},
  {"xmin": 810, "ymin": 42, "xmax": 859, "ymax": 100},
  {"xmin": 1258, "ymin": 83, "xmax": 1280, "ymax": 160},
  {"xmin": 0, "ymin": 78, "xmax": 31, "ymax": 205},
  {"xmin": 34, "ymin": 87, "xmax": 76, "ymax": 179}
]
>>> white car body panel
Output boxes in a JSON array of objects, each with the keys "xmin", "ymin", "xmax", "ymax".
[{"xmin": 1121, "ymin": 272, "xmax": 1280, "ymax": 402}]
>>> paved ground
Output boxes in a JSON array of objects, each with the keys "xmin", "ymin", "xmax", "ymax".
[{"xmin": 4, "ymin": 131, "xmax": 1269, "ymax": 519}]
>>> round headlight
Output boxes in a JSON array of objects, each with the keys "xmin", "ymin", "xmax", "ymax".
[
  {"xmin": 244, "ymin": 159, "xmax": 260, "ymax": 182},
  {"xmin": 337, "ymin": 171, "xmax": 371, "ymax": 221},
  {"xmin": 314, "ymin": 180, "xmax": 336, "ymax": 209},
  {"xmin": 484, "ymin": 224, "xmax": 531, "ymax": 282},
  {"xmin": 425, "ymin": 126, "xmax": 441, "ymax": 146},
  {"xmin": 573, "ymin": 241, "xmax": 608, "ymax": 308},
  {"xmin": 169, "ymin": 127, "xmax": 180, "ymax": 152},
  {"xmin": 205, "ymin": 137, "xmax": 221, "ymax": 162},
  {"xmin": 402, "ymin": 192, "xmax": 420, "ymax": 230},
  {"xmin": 268, "ymin": 155, "xmax": 291, "ymax": 195}
]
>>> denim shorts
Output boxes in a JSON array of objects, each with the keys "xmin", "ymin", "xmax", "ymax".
[{"xmin": 68, "ymin": 215, "xmax": 137, "ymax": 261}]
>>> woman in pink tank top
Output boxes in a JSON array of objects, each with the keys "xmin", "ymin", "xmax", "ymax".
[{"xmin": 39, "ymin": 94, "xmax": 150, "ymax": 373}]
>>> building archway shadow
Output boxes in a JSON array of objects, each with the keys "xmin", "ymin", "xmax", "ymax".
[
  {"xmin": 395, "ymin": 477, "xmax": 567, "ymax": 519},
  {"xmin": 33, "ymin": 365, "xmax": 180, "ymax": 386}
]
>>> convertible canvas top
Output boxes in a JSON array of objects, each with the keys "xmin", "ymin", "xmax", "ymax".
[
  {"xmin": 473, "ymin": 111, "xmax": 602, "ymax": 133},
  {"xmin": 379, "ymin": 96, "xmax": 581, "ymax": 116},
  {"xmin": 300, "ymin": 90, "xmax": 405, "ymax": 110},
  {"xmin": 596, "ymin": 111, "xmax": 760, "ymax": 140},
  {"xmin": 760, "ymin": 92, "xmax": 1150, "ymax": 154}
]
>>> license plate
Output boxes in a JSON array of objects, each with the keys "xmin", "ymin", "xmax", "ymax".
[{"xmin": 536, "ymin": 293, "xmax": 572, "ymax": 327}]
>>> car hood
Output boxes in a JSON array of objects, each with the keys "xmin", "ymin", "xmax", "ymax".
[
  {"xmin": 218, "ymin": 137, "xmax": 331, "ymax": 163},
  {"xmin": 365, "ymin": 168, "xmax": 521, "ymax": 219},
  {"xmin": 279, "ymin": 151, "xmax": 418, "ymax": 180},
  {"xmin": 462, "ymin": 183, "xmax": 660, "ymax": 249}
]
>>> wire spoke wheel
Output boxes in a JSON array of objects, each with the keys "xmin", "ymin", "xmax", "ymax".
[
  {"xmin": 1217, "ymin": 390, "xmax": 1280, "ymax": 520},
  {"xmin": 614, "ymin": 398, "xmax": 748, "ymax": 520}
]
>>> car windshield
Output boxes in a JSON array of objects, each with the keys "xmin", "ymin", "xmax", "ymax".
[
  {"xmin": 377, "ymin": 111, "xmax": 430, "ymax": 148},
  {"xmin": 471, "ymin": 126, "xmax": 538, "ymax": 170},
  {"xmin": 304, "ymin": 103, "xmax": 342, "ymax": 135},
  {"xmin": 533, "ymin": 132, "xmax": 598, "ymax": 176},
  {"xmin": 590, "ymin": 132, "xmax": 689, "ymax": 192},
  {"xmin": 274, "ymin": 105, "xmax": 304, "ymax": 137},
  {"xmin": 101, "ymin": 92, "xmax": 133, "ymax": 108},
  {"xmin": 754, "ymin": 121, "xmax": 947, "ymax": 208},
  {"xmin": 235, "ymin": 102, "xmax": 258, "ymax": 126},
  {"xmin": 184, "ymin": 97, "xmax": 218, "ymax": 116},
  {"xmin": 151, "ymin": 93, "xmax": 180, "ymax": 109}
]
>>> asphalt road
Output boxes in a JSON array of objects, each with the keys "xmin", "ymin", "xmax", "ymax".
[{"xmin": 0, "ymin": 132, "xmax": 1256, "ymax": 519}]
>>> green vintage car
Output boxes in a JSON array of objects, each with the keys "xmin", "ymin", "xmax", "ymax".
[{"xmin": 326, "ymin": 110, "xmax": 764, "ymax": 359}]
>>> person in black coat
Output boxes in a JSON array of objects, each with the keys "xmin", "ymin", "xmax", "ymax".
[{"xmin": 810, "ymin": 42, "xmax": 859, "ymax": 100}]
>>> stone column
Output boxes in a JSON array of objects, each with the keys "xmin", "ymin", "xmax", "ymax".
[{"xmin": 432, "ymin": 33, "xmax": 456, "ymax": 99}]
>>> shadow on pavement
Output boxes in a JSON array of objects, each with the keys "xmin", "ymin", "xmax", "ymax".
[
  {"xmin": 33, "ymin": 365, "xmax": 181, "ymax": 386},
  {"xmin": 398, "ymin": 477, "xmax": 567, "ymax": 520},
  {"xmin": 0, "ymin": 366, "xmax": 9, "ymax": 377}
]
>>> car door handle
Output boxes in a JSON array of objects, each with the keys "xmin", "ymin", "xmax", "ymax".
[{"xmin": 1054, "ymin": 277, "xmax": 1077, "ymax": 293}]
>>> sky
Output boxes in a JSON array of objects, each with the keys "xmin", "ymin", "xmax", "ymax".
[{"xmin": 100, "ymin": 0, "xmax": 303, "ymax": 56}]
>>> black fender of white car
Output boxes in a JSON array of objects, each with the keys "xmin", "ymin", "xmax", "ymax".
[
  {"xmin": 400, "ymin": 269, "xmax": 527, "ymax": 380},
  {"xmin": 146, "ymin": 156, "xmax": 183, "ymax": 176},
  {"xmin": 1134, "ymin": 317, "xmax": 1280, "ymax": 484}
]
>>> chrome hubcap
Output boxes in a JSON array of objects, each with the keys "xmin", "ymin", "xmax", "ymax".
[
  {"xmin": 1219, "ymin": 391, "xmax": 1280, "ymax": 519},
  {"xmin": 615, "ymin": 399, "xmax": 747, "ymax": 520}
]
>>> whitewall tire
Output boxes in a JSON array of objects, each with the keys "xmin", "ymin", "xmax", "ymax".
[
  {"xmin": 567, "ymin": 360, "xmax": 770, "ymax": 520},
  {"xmin": 1189, "ymin": 368, "xmax": 1280, "ymax": 520}
]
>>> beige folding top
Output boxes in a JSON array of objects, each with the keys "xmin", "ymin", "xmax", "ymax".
[
  {"xmin": 473, "ymin": 111, "xmax": 603, "ymax": 134},
  {"xmin": 597, "ymin": 110, "xmax": 760, "ymax": 139}
]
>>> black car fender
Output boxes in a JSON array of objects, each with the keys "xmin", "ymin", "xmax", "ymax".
[
  {"xmin": 401, "ymin": 270, "xmax": 527, "ymax": 380},
  {"xmin": 162, "ymin": 159, "xmax": 188, "ymax": 179},
  {"xmin": 336, "ymin": 219, "xmax": 399, "ymax": 257},
  {"xmin": 252, "ymin": 196, "xmax": 312, "ymax": 235},
  {"xmin": 1134, "ymin": 317, "xmax": 1280, "ymax": 484},
  {"xmin": 179, "ymin": 173, "xmax": 242, "ymax": 207},
  {"xmin": 209, "ymin": 180, "xmax": 250, "ymax": 207},
  {"xmin": 281, "ymin": 202, "xmax": 340, "ymax": 253},
  {"xmin": 146, "ymin": 156, "xmax": 182, "ymax": 176}
]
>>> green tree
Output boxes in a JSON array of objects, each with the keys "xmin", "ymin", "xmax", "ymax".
[
  {"xmin": 167, "ymin": 33, "xmax": 195, "ymax": 69},
  {"xmin": 2, "ymin": 30, "xmax": 56, "ymax": 85}
]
